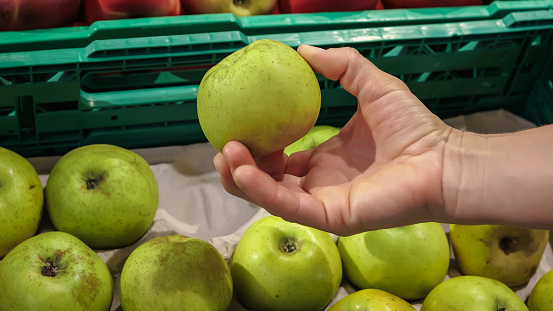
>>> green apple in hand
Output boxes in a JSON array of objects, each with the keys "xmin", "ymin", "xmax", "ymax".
[
  {"xmin": 450, "ymin": 224, "xmax": 549, "ymax": 287},
  {"xmin": 284, "ymin": 125, "xmax": 340, "ymax": 156},
  {"xmin": 328, "ymin": 289, "xmax": 416, "ymax": 311},
  {"xmin": 45, "ymin": 144, "xmax": 159, "ymax": 249},
  {"xmin": 337, "ymin": 222, "xmax": 450, "ymax": 300},
  {"xmin": 119, "ymin": 234, "xmax": 232, "ymax": 311},
  {"xmin": 197, "ymin": 39, "xmax": 321, "ymax": 158},
  {"xmin": 420, "ymin": 275, "xmax": 528, "ymax": 311},
  {"xmin": 0, "ymin": 231, "xmax": 113, "ymax": 310},
  {"xmin": 528, "ymin": 268, "xmax": 553, "ymax": 311},
  {"xmin": 231, "ymin": 216, "xmax": 342, "ymax": 311},
  {"xmin": 0, "ymin": 147, "xmax": 43, "ymax": 258}
]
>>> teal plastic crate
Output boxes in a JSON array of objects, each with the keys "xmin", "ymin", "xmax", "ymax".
[{"xmin": 1, "ymin": 1, "xmax": 552, "ymax": 157}]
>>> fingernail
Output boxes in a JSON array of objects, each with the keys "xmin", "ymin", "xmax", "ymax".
[{"xmin": 298, "ymin": 45, "xmax": 325, "ymax": 57}]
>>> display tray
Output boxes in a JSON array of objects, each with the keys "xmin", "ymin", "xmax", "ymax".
[
  {"xmin": 1, "ymin": 1, "xmax": 552, "ymax": 158},
  {"xmin": 18, "ymin": 109, "xmax": 552, "ymax": 311}
]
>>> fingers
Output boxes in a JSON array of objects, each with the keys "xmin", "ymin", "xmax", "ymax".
[{"xmin": 297, "ymin": 44, "xmax": 409, "ymax": 103}]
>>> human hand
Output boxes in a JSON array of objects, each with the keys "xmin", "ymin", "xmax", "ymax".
[{"xmin": 213, "ymin": 45, "xmax": 455, "ymax": 236}]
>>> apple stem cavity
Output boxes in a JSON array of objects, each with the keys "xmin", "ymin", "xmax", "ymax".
[
  {"xmin": 499, "ymin": 237, "xmax": 517, "ymax": 255},
  {"xmin": 280, "ymin": 237, "xmax": 299, "ymax": 254},
  {"xmin": 86, "ymin": 177, "xmax": 102, "ymax": 190},
  {"xmin": 497, "ymin": 307, "xmax": 507, "ymax": 311},
  {"xmin": 233, "ymin": 0, "xmax": 246, "ymax": 5},
  {"xmin": 41, "ymin": 260, "xmax": 59, "ymax": 277}
]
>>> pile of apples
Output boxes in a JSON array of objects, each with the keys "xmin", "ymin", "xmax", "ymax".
[
  {"xmin": 0, "ymin": 0, "xmax": 483, "ymax": 31},
  {"xmin": 0, "ymin": 138, "xmax": 552, "ymax": 311}
]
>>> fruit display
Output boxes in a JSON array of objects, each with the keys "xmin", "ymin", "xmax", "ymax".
[
  {"xmin": 0, "ymin": 134, "xmax": 551, "ymax": 310},
  {"xmin": 0, "ymin": 0, "xmax": 484, "ymax": 31}
]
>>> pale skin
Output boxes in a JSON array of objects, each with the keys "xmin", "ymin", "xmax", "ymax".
[{"xmin": 214, "ymin": 45, "xmax": 553, "ymax": 236}]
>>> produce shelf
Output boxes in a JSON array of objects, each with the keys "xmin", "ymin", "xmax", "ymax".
[{"xmin": 1, "ymin": 0, "xmax": 552, "ymax": 157}]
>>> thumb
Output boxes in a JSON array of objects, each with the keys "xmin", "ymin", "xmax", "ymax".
[{"xmin": 297, "ymin": 45, "xmax": 409, "ymax": 102}]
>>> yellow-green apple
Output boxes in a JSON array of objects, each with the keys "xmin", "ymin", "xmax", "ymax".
[
  {"xmin": 0, "ymin": 231, "xmax": 113, "ymax": 310},
  {"xmin": 449, "ymin": 224, "xmax": 549, "ymax": 287},
  {"xmin": 197, "ymin": 39, "xmax": 321, "ymax": 158},
  {"xmin": 284, "ymin": 125, "xmax": 340, "ymax": 156},
  {"xmin": 0, "ymin": 0, "xmax": 81, "ymax": 31},
  {"xmin": 337, "ymin": 222, "xmax": 450, "ymax": 300},
  {"xmin": 119, "ymin": 234, "xmax": 232, "ymax": 311},
  {"xmin": 231, "ymin": 216, "xmax": 342, "ymax": 311},
  {"xmin": 45, "ymin": 144, "xmax": 159, "ymax": 249},
  {"xmin": 420, "ymin": 275, "xmax": 528, "ymax": 311},
  {"xmin": 83, "ymin": 0, "xmax": 181, "ymax": 24},
  {"xmin": 328, "ymin": 288, "xmax": 416, "ymax": 311},
  {"xmin": 0, "ymin": 147, "xmax": 43, "ymax": 258},
  {"xmin": 277, "ymin": 0, "xmax": 378, "ymax": 13},
  {"xmin": 181, "ymin": 0, "xmax": 277, "ymax": 16},
  {"xmin": 528, "ymin": 268, "xmax": 553, "ymax": 311}
]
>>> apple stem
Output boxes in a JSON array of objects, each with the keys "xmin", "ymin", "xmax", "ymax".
[
  {"xmin": 86, "ymin": 177, "xmax": 101, "ymax": 190},
  {"xmin": 41, "ymin": 260, "xmax": 59, "ymax": 277},
  {"xmin": 280, "ymin": 238, "xmax": 298, "ymax": 254}
]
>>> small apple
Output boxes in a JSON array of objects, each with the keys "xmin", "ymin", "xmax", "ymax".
[
  {"xmin": 528, "ymin": 268, "xmax": 553, "ymax": 311},
  {"xmin": 0, "ymin": 0, "xmax": 81, "ymax": 31},
  {"xmin": 420, "ymin": 275, "xmax": 528, "ymax": 311},
  {"xmin": 231, "ymin": 216, "xmax": 342, "ymax": 311},
  {"xmin": 45, "ymin": 144, "xmax": 159, "ymax": 249},
  {"xmin": 284, "ymin": 125, "xmax": 340, "ymax": 156},
  {"xmin": 0, "ymin": 231, "xmax": 113, "ymax": 310},
  {"xmin": 181, "ymin": 0, "xmax": 277, "ymax": 16},
  {"xmin": 277, "ymin": 0, "xmax": 378, "ymax": 13},
  {"xmin": 381, "ymin": 0, "xmax": 481, "ymax": 9},
  {"xmin": 0, "ymin": 147, "xmax": 43, "ymax": 258},
  {"xmin": 83, "ymin": 0, "xmax": 181, "ymax": 24},
  {"xmin": 328, "ymin": 288, "xmax": 416, "ymax": 311},
  {"xmin": 119, "ymin": 234, "xmax": 233, "ymax": 311},
  {"xmin": 197, "ymin": 39, "xmax": 321, "ymax": 158},
  {"xmin": 449, "ymin": 224, "xmax": 549, "ymax": 287},
  {"xmin": 337, "ymin": 222, "xmax": 450, "ymax": 300}
]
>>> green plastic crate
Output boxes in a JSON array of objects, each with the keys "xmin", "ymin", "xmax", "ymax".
[{"xmin": 1, "ymin": 1, "xmax": 552, "ymax": 157}]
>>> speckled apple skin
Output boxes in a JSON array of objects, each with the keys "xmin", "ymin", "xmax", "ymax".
[
  {"xmin": 231, "ymin": 216, "xmax": 342, "ymax": 311},
  {"xmin": 45, "ymin": 144, "xmax": 158, "ymax": 249},
  {"xmin": 119, "ymin": 234, "xmax": 233, "ymax": 311},
  {"xmin": 0, "ymin": 147, "xmax": 43, "ymax": 258},
  {"xmin": 328, "ymin": 288, "xmax": 416, "ymax": 311},
  {"xmin": 0, "ymin": 231, "xmax": 114, "ymax": 310},
  {"xmin": 197, "ymin": 39, "xmax": 321, "ymax": 158}
]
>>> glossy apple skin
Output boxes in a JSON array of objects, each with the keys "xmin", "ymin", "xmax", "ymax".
[
  {"xmin": 338, "ymin": 222, "xmax": 450, "ymax": 300},
  {"xmin": 329, "ymin": 288, "xmax": 416, "ymax": 311},
  {"xmin": 420, "ymin": 275, "xmax": 528, "ymax": 311},
  {"xmin": 0, "ymin": 147, "xmax": 43, "ymax": 258},
  {"xmin": 231, "ymin": 216, "xmax": 342, "ymax": 311},
  {"xmin": 528, "ymin": 268, "xmax": 553, "ymax": 311},
  {"xmin": 277, "ymin": 0, "xmax": 378, "ymax": 13},
  {"xmin": 119, "ymin": 234, "xmax": 233, "ymax": 311},
  {"xmin": 381, "ymin": 0, "xmax": 481, "ymax": 9},
  {"xmin": 284, "ymin": 125, "xmax": 340, "ymax": 156},
  {"xmin": 0, "ymin": 0, "xmax": 81, "ymax": 31},
  {"xmin": 181, "ymin": 0, "xmax": 277, "ymax": 16},
  {"xmin": 0, "ymin": 231, "xmax": 114, "ymax": 310},
  {"xmin": 450, "ymin": 224, "xmax": 549, "ymax": 287},
  {"xmin": 83, "ymin": 0, "xmax": 181, "ymax": 24},
  {"xmin": 45, "ymin": 144, "xmax": 159, "ymax": 249}
]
